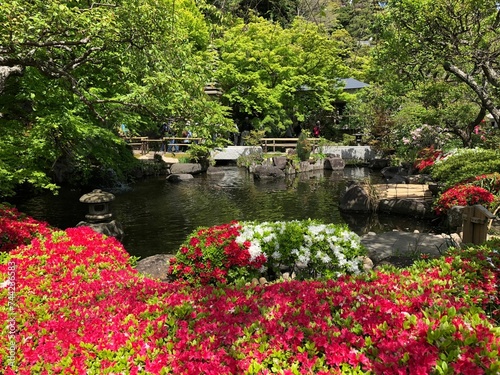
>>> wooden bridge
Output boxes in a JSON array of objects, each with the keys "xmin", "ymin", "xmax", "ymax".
[{"xmin": 372, "ymin": 184, "xmax": 434, "ymax": 203}]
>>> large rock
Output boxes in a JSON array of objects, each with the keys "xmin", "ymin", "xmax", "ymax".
[
  {"xmin": 445, "ymin": 206, "xmax": 465, "ymax": 233},
  {"xmin": 272, "ymin": 156, "xmax": 288, "ymax": 170},
  {"xmin": 135, "ymin": 254, "xmax": 174, "ymax": 282},
  {"xmin": 166, "ymin": 174, "xmax": 194, "ymax": 182},
  {"xmin": 378, "ymin": 198, "xmax": 435, "ymax": 219},
  {"xmin": 381, "ymin": 166, "xmax": 408, "ymax": 179},
  {"xmin": 76, "ymin": 220, "xmax": 124, "ymax": 240},
  {"xmin": 170, "ymin": 163, "xmax": 204, "ymax": 175},
  {"xmin": 386, "ymin": 175, "xmax": 407, "ymax": 184},
  {"xmin": 253, "ymin": 165, "xmax": 285, "ymax": 179},
  {"xmin": 361, "ymin": 231, "xmax": 460, "ymax": 265},
  {"xmin": 324, "ymin": 157, "xmax": 345, "ymax": 170},
  {"xmin": 206, "ymin": 166, "xmax": 225, "ymax": 176},
  {"xmin": 339, "ymin": 184, "xmax": 373, "ymax": 213},
  {"xmin": 406, "ymin": 174, "xmax": 433, "ymax": 184},
  {"xmin": 369, "ymin": 158, "xmax": 389, "ymax": 169}
]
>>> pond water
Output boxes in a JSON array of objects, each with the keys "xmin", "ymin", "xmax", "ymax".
[{"xmin": 11, "ymin": 166, "xmax": 436, "ymax": 258}]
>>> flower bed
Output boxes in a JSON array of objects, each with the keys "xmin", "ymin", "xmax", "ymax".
[
  {"xmin": 168, "ymin": 220, "xmax": 366, "ymax": 285},
  {"xmin": 0, "ymin": 207, "xmax": 499, "ymax": 374}
]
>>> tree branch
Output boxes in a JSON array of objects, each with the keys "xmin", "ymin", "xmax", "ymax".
[{"xmin": 443, "ymin": 62, "xmax": 500, "ymax": 124}]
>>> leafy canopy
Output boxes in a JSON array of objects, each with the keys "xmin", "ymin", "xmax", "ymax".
[{"xmin": 215, "ymin": 16, "xmax": 350, "ymax": 135}]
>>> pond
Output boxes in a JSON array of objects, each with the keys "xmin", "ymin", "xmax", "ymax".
[{"xmin": 10, "ymin": 166, "xmax": 436, "ymax": 258}]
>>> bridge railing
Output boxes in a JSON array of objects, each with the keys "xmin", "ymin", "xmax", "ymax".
[
  {"xmin": 124, "ymin": 137, "xmax": 203, "ymax": 154},
  {"xmin": 123, "ymin": 136, "xmax": 321, "ymax": 154},
  {"xmin": 260, "ymin": 138, "xmax": 320, "ymax": 152}
]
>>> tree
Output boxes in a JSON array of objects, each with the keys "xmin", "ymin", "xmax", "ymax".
[
  {"xmin": 375, "ymin": 0, "xmax": 500, "ymax": 126},
  {"xmin": 0, "ymin": 0, "xmax": 234, "ymax": 197},
  {"xmin": 215, "ymin": 16, "xmax": 350, "ymax": 136}
]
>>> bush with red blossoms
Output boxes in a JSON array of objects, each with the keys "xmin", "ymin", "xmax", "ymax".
[
  {"xmin": 0, "ymin": 209, "xmax": 499, "ymax": 374},
  {"xmin": 469, "ymin": 173, "xmax": 500, "ymax": 195},
  {"xmin": 168, "ymin": 222, "xmax": 268, "ymax": 285},
  {"xmin": 413, "ymin": 146, "xmax": 443, "ymax": 173},
  {"xmin": 434, "ymin": 184, "xmax": 495, "ymax": 216}
]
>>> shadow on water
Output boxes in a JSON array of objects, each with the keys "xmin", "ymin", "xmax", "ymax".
[{"xmin": 11, "ymin": 166, "xmax": 436, "ymax": 258}]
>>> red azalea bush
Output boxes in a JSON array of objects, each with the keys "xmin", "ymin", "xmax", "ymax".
[
  {"xmin": 168, "ymin": 222, "xmax": 267, "ymax": 285},
  {"xmin": 0, "ymin": 209, "xmax": 499, "ymax": 374},
  {"xmin": 434, "ymin": 184, "xmax": 495, "ymax": 216},
  {"xmin": 0, "ymin": 204, "xmax": 53, "ymax": 252},
  {"xmin": 414, "ymin": 146, "xmax": 443, "ymax": 173}
]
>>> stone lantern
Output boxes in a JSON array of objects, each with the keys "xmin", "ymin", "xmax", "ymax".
[
  {"xmin": 354, "ymin": 133, "xmax": 363, "ymax": 146},
  {"xmin": 79, "ymin": 189, "xmax": 115, "ymax": 223},
  {"xmin": 77, "ymin": 189, "xmax": 124, "ymax": 240}
]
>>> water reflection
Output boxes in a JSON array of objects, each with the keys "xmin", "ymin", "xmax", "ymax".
[{"xmin": 12, "ymin": 166, "xmax": 434, "ymax": 258}]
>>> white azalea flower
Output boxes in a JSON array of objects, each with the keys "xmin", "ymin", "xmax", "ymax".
[
  {"xmin": 317, "ymin": 251, "xmax": 331, "ymax": 264},
  {"xmin": 248, "ymin": 243, "xmax": 263, "ymax": 261}
]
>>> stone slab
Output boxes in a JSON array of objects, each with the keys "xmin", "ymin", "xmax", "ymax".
[{"xmin": 361, "ymin": 231, "xmax": 461, "ymax": 263}]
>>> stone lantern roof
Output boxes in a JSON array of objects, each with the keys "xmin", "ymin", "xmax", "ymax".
[
  {"xmin": 79, "ymin": 189, "xmax": 115, "ymax": 204},
  {"xmin": 79, "ymin": 189, "xmax": 115, "ymax": 222}
]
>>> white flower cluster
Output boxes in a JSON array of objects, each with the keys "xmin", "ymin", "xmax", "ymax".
[
  {"xmin": 291, "ymin": 246, "xmax": 311, "ymax": 265},
  {"xmin": 235, "ymin": 220, "xmax": 366, "ymax": 278},
  {"xmin": 235, "ymin": 223, "xmax": 273, "ymax": 261}
]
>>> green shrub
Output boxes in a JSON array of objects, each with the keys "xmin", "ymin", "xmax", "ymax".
[
  {"xmin": 236, "ymin": 150, "xmax": 264, "ymax": 168},
  {"xmin": 296, "ymin": 132, "xmax": 312, "ymax": 161},
  {"xmin": 431, "ymin": 148, "xmax": 500, "ymax": 189},
  {"xmin": 342, "ymin": 133, "xmax": 356, "ymax": 146},
  {"xmin": 243, "ymin": 129, "xmax": 266, "ymax": 146}
]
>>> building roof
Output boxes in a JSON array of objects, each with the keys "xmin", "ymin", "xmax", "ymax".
[{"xmin": 341, "ymin": 78, "xmax": 369, "ymax": 91}]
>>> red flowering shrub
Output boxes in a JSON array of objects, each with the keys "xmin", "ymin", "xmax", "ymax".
[
  {"xmin": 0, "ymin": 204, "xmax": 53, "ymax": 252},
  {"xmin": 434, "ymin": 184, "xmax": 495, "ymax": 216},
  {"xmin": 0, "ymin": 211, "xmax": 499, "ymax": 374},
  {"xmin": 168, "ymin": 222, "xmax": 267, "ymax": 285},
  {"xmin": 414, "ymin": 146, "xmax": 443, "ymax": 172}
]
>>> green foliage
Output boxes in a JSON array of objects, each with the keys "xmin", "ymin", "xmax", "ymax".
[
  {"xmin": 296, "ymin": 132, "xmax": 312, "ymax": 161},
  {"xmin": 374, "ymin": 0, "xmax": 500, "ymax": 128},
  {"xmin": 431, "ymin": 149, "xmax": 500, "ymax": 189},
  {"xmin": 342, "ymin": 133, "xmax": 356, "ymax": 146},
  {"xmin": 242, "ymin": 130, "xmax": 266, "ymax": 146},
  {"xmin": 215, "ymin": 16, "xmax": 348, "ymax": 136},
  {"xmin": 236, "ymin": 150, "xmax": 264, "ymax": 168}
]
